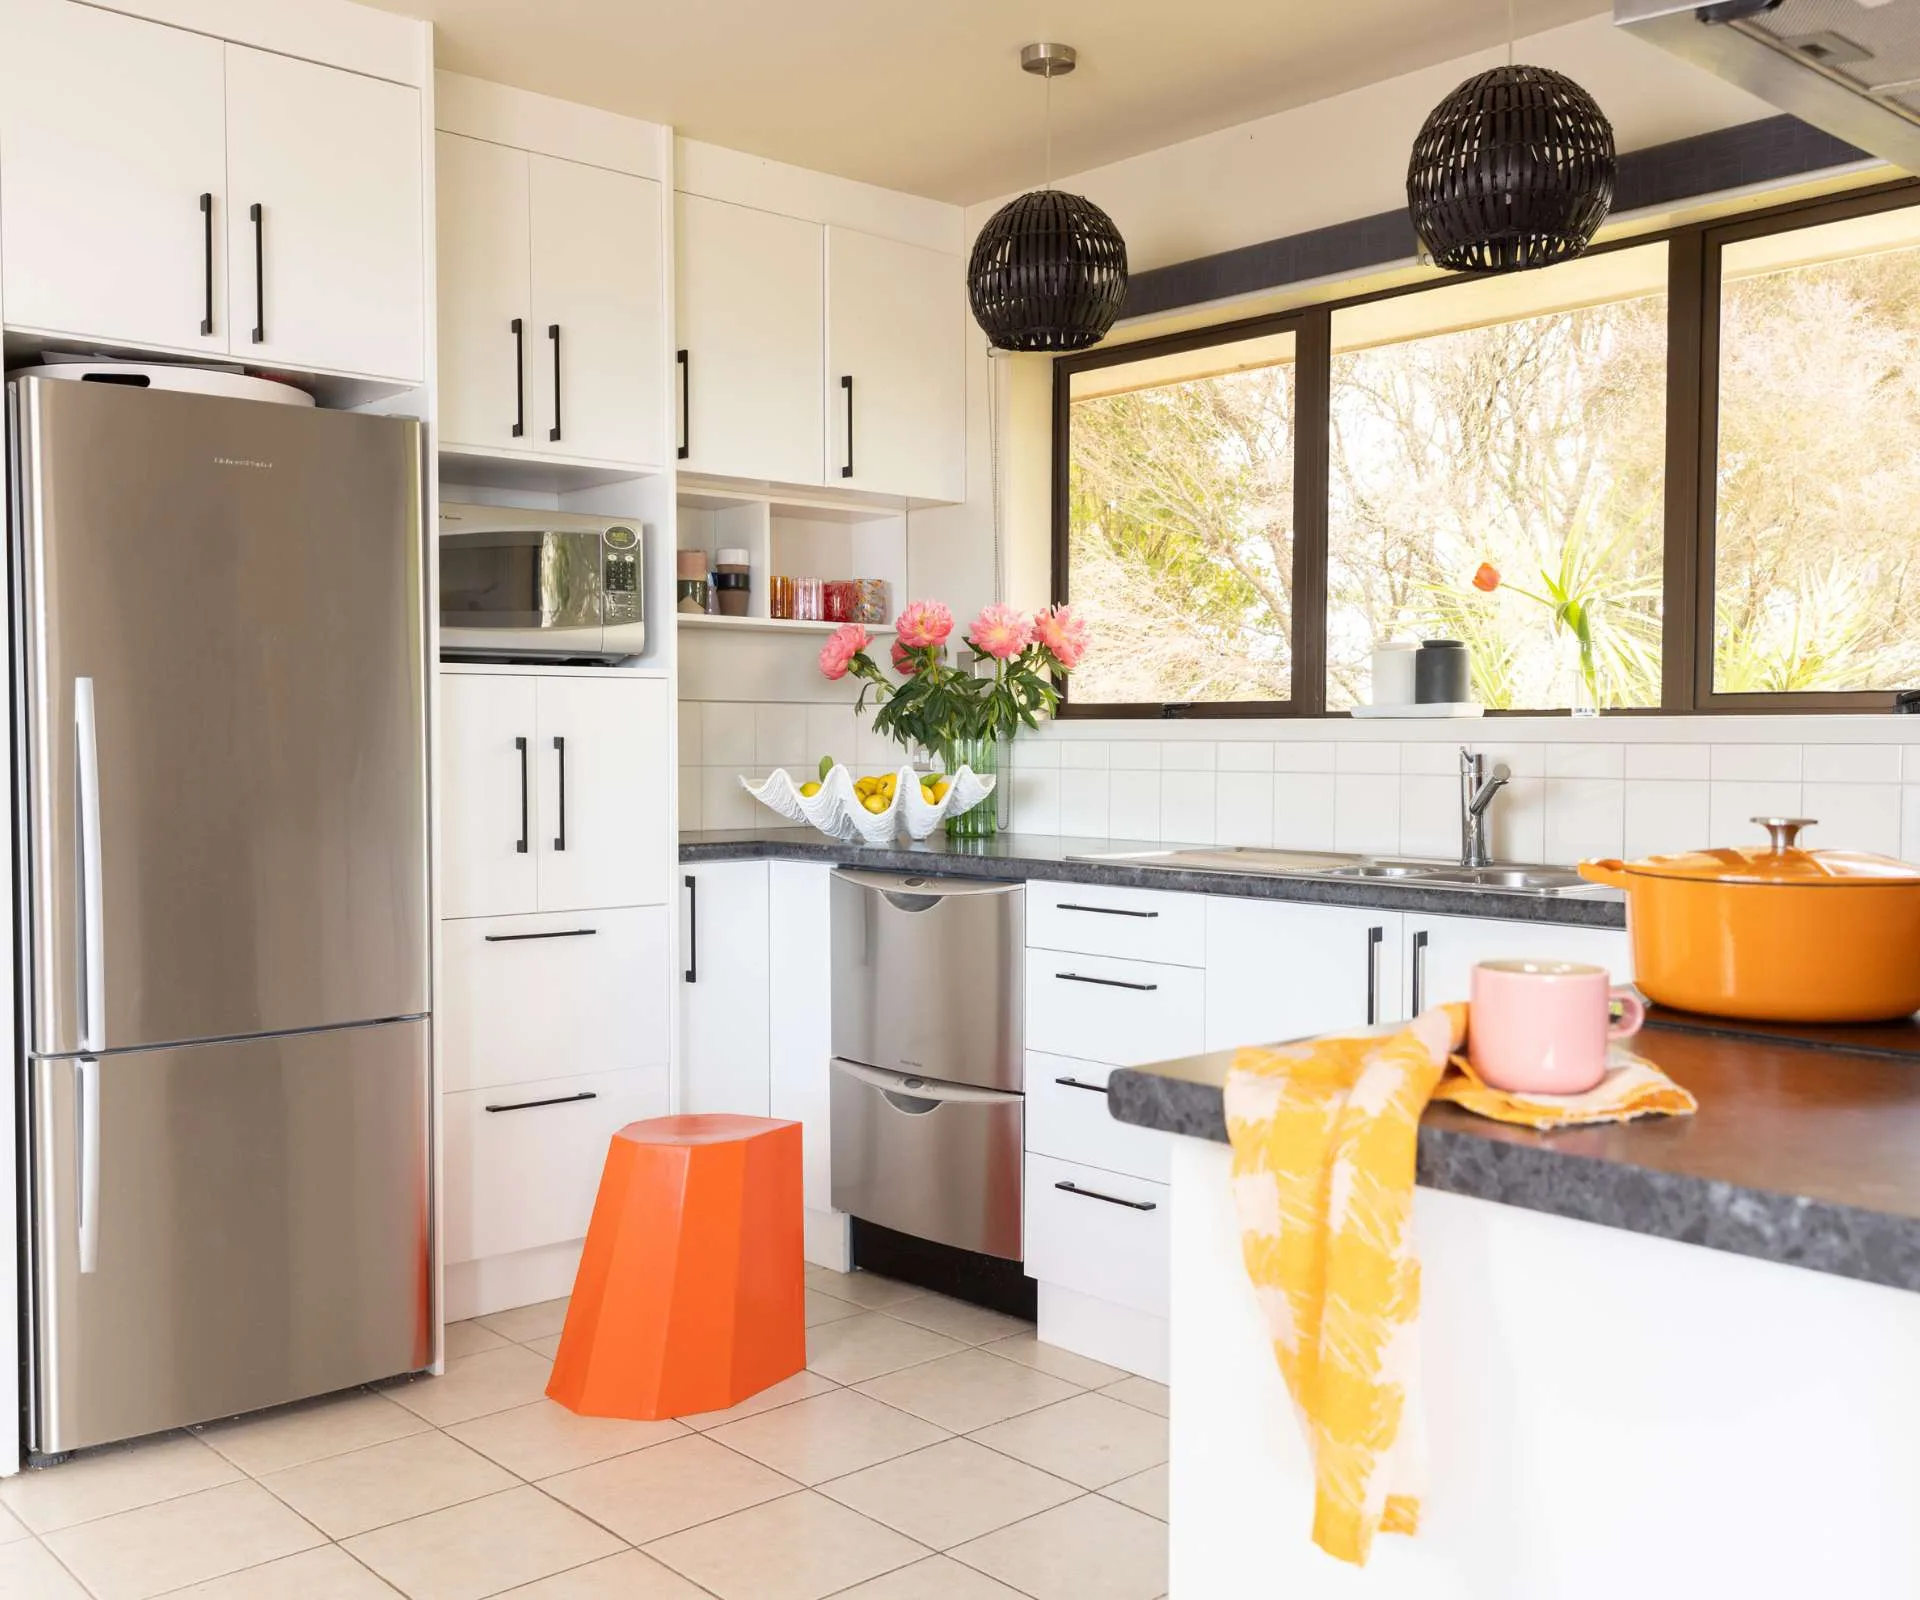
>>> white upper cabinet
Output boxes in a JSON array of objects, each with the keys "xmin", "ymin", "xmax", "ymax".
[
  {"xmin": 0, "ymin": 1, "xmax": 228, "ymax": 355},
  {"xmin": 675, "ymin": 194, "xmax": 825, "ymax": 485},
  {"xmin": 827, "ymin": 226, "xmax": 965, "ymax": 502},
  {"xmin": 225, "ymin": 45, "xmax": 423, "ymax": 382},
  {"xmin": 436, "ymin": 134, "xmax": 533, "ymax": 453}
]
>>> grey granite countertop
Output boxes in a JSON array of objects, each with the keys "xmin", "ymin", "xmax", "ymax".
[
  {"xmin": 1109, "ymin": 1021, "xmax": 1920, "ymax": 1294},
  {"xmin": 679, "ymin": 829, "xmax": 1627, "ymax": 928}
]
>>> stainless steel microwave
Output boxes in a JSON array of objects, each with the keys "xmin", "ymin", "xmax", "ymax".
[{"xmin": 439, "ymin": 503, "xmax": 646, "ymax": 662}]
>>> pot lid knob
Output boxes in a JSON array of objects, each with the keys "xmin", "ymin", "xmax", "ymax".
[{"xmin": 1753, "ymin": 816, "xmax": 1815, "ymax": 852}]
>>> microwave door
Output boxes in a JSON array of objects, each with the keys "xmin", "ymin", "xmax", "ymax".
[
  {"xmin": 540, "ymin": 530, "xmax": 604, "ymax": 630},
  {"xmin": 439, "ymin": 530, "xmax": 606, "ymax": 657}
]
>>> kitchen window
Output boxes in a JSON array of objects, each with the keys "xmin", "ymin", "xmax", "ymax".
[{"xmin": 1052, "ymin": 181, "xmax": 1920, "ymax": 716}]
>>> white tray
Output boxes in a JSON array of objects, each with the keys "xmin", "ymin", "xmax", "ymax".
[
  {"xmin": 1350, "ymin": 701, "xmax": 1484, "ymax": 720},
  {"xmin": 742, "ymin": 764, "xmax": 994, "ymax": 844}
]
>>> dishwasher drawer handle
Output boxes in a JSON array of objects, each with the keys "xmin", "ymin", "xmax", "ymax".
[
  {"xmin": 484, "ymin": 1091, "xmax": 598, "ymax": 1114},
  {"xmin": 483, "ymin": 928, "xmax": 597, "ymax": 943},
  {"xmin": 1055, "ymin": 1180, "xmax": 1157, "ymax": 1212},
  {"xmin": 1055, "ymin": 971, "xmax": 1158, "ymax": 992},
  {"xmin": 1057, "ymin": 902, "xmax": 1158, "ymax": 919},
  {"xmin": 1054, "ymin": 1076, "xmax": 1109, "ymax": 1094}
]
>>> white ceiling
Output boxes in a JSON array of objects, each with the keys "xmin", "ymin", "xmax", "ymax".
[{"xmin": 369, "ymin": 0, "xmax": 1609, "ymax": 204}]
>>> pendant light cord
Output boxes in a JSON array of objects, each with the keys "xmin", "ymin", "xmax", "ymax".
[
  {"xmin": 1508, "ymin": 0, "xmax": 1515, "ymax": 67},
  {"xmin": 1044, "ymin": 67, "xmax": 1053, "ymax": 190}
]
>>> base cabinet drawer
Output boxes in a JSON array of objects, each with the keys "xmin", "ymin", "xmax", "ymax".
[
  {"xmin": 443, "ymin": 907, "xmax": 669, "ymax": 1093},
  {"xmin": 443, "ymin": 1065, "xmax": 667, "ymax": 1264},
  {"xmin": 1026, "ymin": 1053, "xmax": 1170, "ymax": 1184},
  {"xmin": 1024, "ymin": 1153, "xmax": 1168, "ymax": 1317},
  {"xmin": 1025, "ymin": 950, "xmax": 1205, "ymax": 1068},
  {"xmin": 1027, "ymin": 879, "xmax": 1205, "ymax": 966}
]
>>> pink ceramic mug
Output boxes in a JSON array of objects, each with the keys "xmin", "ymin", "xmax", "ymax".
[{"xmin": 1468, "ymin": 960, "xmax": 1645, "ymax": 1095}]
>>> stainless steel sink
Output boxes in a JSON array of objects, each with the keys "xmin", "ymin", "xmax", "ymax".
[
  {"xmin": 1069, "ymin": 847, "xmax": 1598, "ymax": 895},
  {"xmin": 1421, "ymin": 866, "xmax": 1589, "ymax": 892}
]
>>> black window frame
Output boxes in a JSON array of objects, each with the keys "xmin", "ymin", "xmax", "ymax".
[{"xmin": 1052, "ymin": 177, "xmax": 1920, "ymax": 719}]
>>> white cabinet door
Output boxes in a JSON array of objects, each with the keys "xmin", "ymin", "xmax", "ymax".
[
  {"xmin": 534, "ymin": 676, "xmax": 669, "ymax": 912},
  {"xmin": 225, "ymin": 45, "xmax": 423, "ymax": 380},
  {"xmin": 675, "ymin": 194, "xmax": 824, "ymax": 485},
  {"xmin": 1204, "ymin": 898, "xmax": 1405, "ymax": 1050},
  {"xmin": 436, "ymin": 133, "xmax": 531, "ymax": 453},
  {"xmin": 826, "ymin": 227, "xmax": 965, "ymax": 502},
  {"xmin": 0, "ymin": 0, "xmax": 227, "ymax": 354},
  {"xmin": 1405, "ymin": 915, "xmax": 1633, "ymax": 1017},
  {"xmin": 441, "ymin": 674, "xmax": 538, "ymax": 919},
  {"xmin": 680, "ymin": 862, "xmax": 771, "ymax": 1115},
  {"xmin": 530, "ymin": 155, "xmax": 666, "ymax": 468}
]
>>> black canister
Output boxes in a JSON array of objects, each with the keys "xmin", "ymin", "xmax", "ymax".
[{"xmin": 1414, "ymin": 639, "xmax": 1470, "ymax": 703}]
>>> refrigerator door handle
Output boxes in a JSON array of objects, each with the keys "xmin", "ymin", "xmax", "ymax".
[
  {"xmin": 76, "ymin": 1057, "xmax": 100, "ymax": 1274},
  {"xmin": 75, "ymin": 678, "xmax": 106, "ymax": 1052}
]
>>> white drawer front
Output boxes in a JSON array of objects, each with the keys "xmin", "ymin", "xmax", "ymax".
[
  {"xmin": 1027, "ymin": 880, "xmax": 1205, "ymax": 967},
  {"xmin": 443, "ymin": 1065, "xmax": 667, "ymax": 1264},
  {"xmin": 1025, "ymin": 950, "xmax": 1205, "ymax": 1068},
  {"xmin": 1026, "ymin": 1053, "xmax": 1170, "ymax": 1184},
  {"xmin": 443, "ymin": 907, "xmax": 669, "ymax": 1093},
  {"xmin": 1025, "ymin": 1152, "xmax": 1168, "ymax": 1317}
]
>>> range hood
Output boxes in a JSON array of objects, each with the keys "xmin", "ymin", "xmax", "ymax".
[{"xmin": 1617, "ymin": 1, "xmax": 1920, "ymax": 171}]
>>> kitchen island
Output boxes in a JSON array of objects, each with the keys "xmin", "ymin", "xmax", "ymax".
[{"xmin": 1108, "ymin": 1018, "xmax": 1920, "ymax": 1598}]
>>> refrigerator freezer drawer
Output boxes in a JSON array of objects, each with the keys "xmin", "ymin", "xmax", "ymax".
[{"xmin": 29, "ymin": 1020, "xmax": 431, "ymax": 1455}]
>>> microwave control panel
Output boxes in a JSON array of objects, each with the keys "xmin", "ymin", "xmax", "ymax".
[{"xmin": 603, "ymin": 526, "xmax": 641, "ymax": 624}]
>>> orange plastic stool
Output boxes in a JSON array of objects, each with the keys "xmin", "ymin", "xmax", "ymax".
[{"xmin": 546, "ymin": 1115, "xmax": 805, "ymax": 1421}]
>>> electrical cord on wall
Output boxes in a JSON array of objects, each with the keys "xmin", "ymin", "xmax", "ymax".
[{"xmin": 986, "ymin": 341, "xmax": 1005, "ymax": 603}]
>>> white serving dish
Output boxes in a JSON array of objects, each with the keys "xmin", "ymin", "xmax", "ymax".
[
  {"xmin": 742, "ymin": 763, "xmax": 994, "ymax": 844},
  {"xmin": 1350, "ymin": 701, "xmax": 1484, "ymax": 720}
]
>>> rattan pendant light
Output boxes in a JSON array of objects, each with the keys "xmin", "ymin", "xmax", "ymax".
[
  {"xmin": 968, "ymin": 43, "xmax": 1129, "ymax": 352},
  {"xmin": 1406, "ymin": 3, "xmax": 1616, "ymax": 274}
]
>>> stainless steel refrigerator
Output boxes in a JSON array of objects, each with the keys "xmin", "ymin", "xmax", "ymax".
[{"xmin": 8, "ymin": 374, "xmax": 433, "ymax": 1457}]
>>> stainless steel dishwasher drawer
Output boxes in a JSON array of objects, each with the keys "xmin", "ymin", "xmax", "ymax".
[{"xmin": 831, "ymin": 1060, "xmax": 1024, "ymax": 1260}]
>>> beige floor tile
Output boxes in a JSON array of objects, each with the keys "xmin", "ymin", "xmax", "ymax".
[
  {"xmin": 0, "ymin": 1431, "xmax": 243, "ymax": 1534},
  {"xmin": 980, "ymin": 1333, "xmax": 1125, "ymax": 1389},
  {"xmin": 642, "ymin": 1489, "xmax": 924, "ymax": 1600},
  {"xmin": 494, "ymin": 1548, "xmax": 712, "ymax": 1597},
  {"xmin": 805, "ymin": 1289, "xmax": 861, "ymax": 1327},
  {"xmin": 805, "ymin": 1313, "xmax": 963, "ymax": 1385},
  {"xmin": 197, "ymin": 1389, "xmax": 431, "ymax": 1478},
  {"xmin": 444, "ymin": 1321, "xmax": 512, "ymax": 1359},
  {"xmin": 708, "ymin": 1390, "xmax": 945, "ymax": 1486},
  {"xmin": 1101, "ymin": 1463, "xmax": 1169, "ymax": 1521},
  {"xmin": 540, "ymin": 1433, "xmax": 797, "ymax": 1545},
  {"xmin": 0, "ymin": 1501, "xmax": 28, "ymax": 1543},
  {"xmin": 0, "ymin": 1538, "xmax": 90, "ymax": 1598},
  {"xmin": 819, "ymin": 1437, "xmax": 1080, "ymax": 1550},
  {"xmin": 1101, "ymin": 1376, "xmax": 1170, "ymax": 1418},
  {"xmin": 475, "ymin": 1299, "xmax": 570, "ymax": 1344},
  {"xmin": 164, "ymin": 1543, "xmax": 399, "ymax": 1597},
  {"xmin": 344, "ymin": 1485, "xmax": 619, "ymax": 1600},
  {"xmin": 879, "ymin": 1294, "xmax": 1033, "ymax": 1346},
  {"xmin": 260, "ymin": 1430, "xmax": 516, "ymax": 1540},
  {"xmin": 676, "ymin": 1368, "xmax": 840, "ymax": 1430},
  {"xmin": 827, "ymin": 1554, "xmax": 1029, "ymax": 1599},
  {"xmin": 855, "ymin": 1349, "xmax": 1077, "ymax": 1434},
  {"xmin": 968, "ymin": 1393, "xmax": 1168, "ymax": 1490},
  {"xmin": 801, "ymin": 1269, "xmax": 923, "ymax": 1310},
  {"xmin": 43, "ymin": 1479, "xmax": 323, "ymax": 1600},
  {"xmin": 383, "ymin": 1346, "xmax": 553, "ymax": 1427},
  {"xmin": 448, "ymin": 1400, "xmax": 685, "ymax": 1480},
  {"xmin": 524, "ymin": 1335, "xmax": 562, "ymax": 1361},
  {"xmin": 951, "ymin": 1494, "xmax": 1167, "ymax": 1600}
]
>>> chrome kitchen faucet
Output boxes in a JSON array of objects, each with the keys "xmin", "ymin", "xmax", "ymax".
[{"xmin": 1459, "ymin": 747, "xmax": 1511, "ymax": 869}]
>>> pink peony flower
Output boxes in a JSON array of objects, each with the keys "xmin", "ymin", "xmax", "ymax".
[
  {"xmin": 818, "ymin": 623, "xmax": 871, "ymax": 681},
  {"xmin": 890, "ymin": 638, "xmax": 921, "ymax": 677},
  {"xmin": 1032, "ymin": 604, "xmax": 1090, "ymax": 669},
  {"xmin": 968, "ymin": 602, "xmax": 1032, "ymax": 662},
  {"xmin": 895, "ymin": 599, "xmax": 954, "ymax": 650}
]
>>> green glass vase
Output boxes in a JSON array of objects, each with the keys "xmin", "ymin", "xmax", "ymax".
[{"xmin": 942, "ymin": 734, "xmax": 1002, "ymax": 839}]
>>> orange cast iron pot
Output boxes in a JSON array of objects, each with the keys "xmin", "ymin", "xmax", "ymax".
[{"xmin": 1578, "ymin": 816, "xmax": 1920, "ymax": 1024}]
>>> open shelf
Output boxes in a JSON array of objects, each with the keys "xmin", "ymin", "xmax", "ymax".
[{"xmin": 677, "ymin": 615, "xmax": 896, "ymax": 635}]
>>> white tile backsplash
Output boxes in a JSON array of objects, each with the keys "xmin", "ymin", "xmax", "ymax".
[
  {"xmin": 1904, "ymin": 787, "xmax": 1920, "ymax": 862},
  {"xmin": 1709, "ymin": 781, "xmax": 1801, "ymax": 845},
  {"xmin": 1397, "ymin": 776, "xmax": 1457, "ymax": 859},
  {"xmin": 1710, "ymin": 744, "xmax": 1801, "ymax": 782},
  {"xmin": 1059, "ymin": 770, "xmax": 1111, "ymax": 836},
  {"xmin": 1546, "ymin": 743, "xmax": 1624, "ymax": 780},
  {"xmin": 1543, "ymin": 778, "xmax": 1625, "ymax": 862},
  {"xmin": 1271, "ymin": 742, "xmax": 1336, "ymax": 773},
  {"xmin": 1624, "ymin": 744, "xmax": 1709, "ymax": 782},
  {"xmin": 701, "ymin": 703, "xmax": 755, "ymax": 768},
  {"xmin": 1110, "ymin": 741, "xmax": 1162, "ymax": 771},
  {"xmin": 1217, "ymin": 743, "xmax": 1274, "ymax": 773},
  {"xmin": 1160, "ymin": 741, "xmax": 1217, "ymax": 771},
  {"xmin": 754, "ymin": 704, "xmax": 809, "ymax": 768},
  {"xmin": 1160, "ymin": 772, "xmax": 1219, "ymax": 843},
  {"xmin": 1623, "ymin": 780, "xmax": 1710, "ymax": 858},
  {"xmin": 1010, "ymin": 768, "xmax": 1061, "ymax": 834},
  {"xmin": 1802, "ymin": 744, "xmax": 1901, "ymax": 785},
  {"xmin": 1215, "ymin": 773, "xmax": 1275, "ymax": 847},
  {"xmin": 1801, "ymin": 783, "xmax": 1902, "ymax": 856},
  {"xmin": 1333, "ymin": 774, "xmax": 1398, "ymax": 853},
  {"xmin": 1336, "ymin": 742, "xmax": 1400, "ymax": 774},
  {"xmin": 1489, "ymin": 777, "xmax": 1546, "ymax": 863},
  {"xmin": 805, "ymin": 705, "xmax": 858, "ymax": 769},
  {"xmin": 1060, "ymin": 741, "xmax": 1110, "ymax": 769},
  {"xmin": 700, "ymin": 766, "xmax": 756, "ymax": 831},
  {"xmin": 1109, "ymin": 771, "xmax": 1162, "ymax": 840},
  {"xmin": 1273, "ymin": 773, "xmax": 1337, "ymax": 849},
  {"xmin": 677, "ymin": 711, "xmax": 702, "ymax": 767}
]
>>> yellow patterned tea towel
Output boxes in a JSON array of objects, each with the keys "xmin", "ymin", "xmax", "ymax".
[
  {"xmin": 1433, "ymin": 1045, "xmax": 1697, "ymax": 1129},
  {"xmin": 1222, "ymin": 1002, "xmax": 1468, "ymax": 1568}
]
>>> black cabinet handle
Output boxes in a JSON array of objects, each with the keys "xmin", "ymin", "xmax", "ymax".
[
  {"xmin": 1055, "ymin": 1180, "xmax": 1157, "ymax": 1212},
  {"xmin": 1058, "ymin": 903, "xmax": 1159, "ymax": 919},
  {"xmin": 248, "ymin": 203, "xmax": 265, "ymax": 343},
  {"xmin": 676, "ymin": 349, "xmax": 690, "ymax": 460},
  {"xmin": 1055, "ymin": 971, "xmax": 1158, "ymax": 992},
  {"xmin": 1365, "ymin": 925, "xmax": 1385, "ymax": 1027},
  {"xmin": 514, "ymin": 736, "xmax": 529, "ymax": 855},
  {"xmin": 548, "ymin": 323, "xmax": 562, "ymax": 442},
  {"xmin": 552, "ymin": 735, "xmax": 567, "ymax": 851},
  {"xmin": 1053, "ymin": 1076, "xmax": 1109, "ymax": 1094},
  {"xmin": 485, "ymin": 1090, "xmax": 598, "ymax": 1114},
  {"xmin": 199, "ymin": 193, "xmax": 214, "ymax": 336},
  {"xmin": 484, "ymin": 928, "xmax": 596, "ymax": 943},
  {"xmin": 511, "ymin": 318, "xmax": 525, "ymax": 438},
  {"xmin": 840, "ymin": 374, "xmax": 854, "ymax": 478},
  {"xmin": 684, "ymin": 874, "xmax": 698, "ymax": 983},
  {"xmin": 1411, "ymin": 928, "xmax": 1430, "ymax": 1016}
]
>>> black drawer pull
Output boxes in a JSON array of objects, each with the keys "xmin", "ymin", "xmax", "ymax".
[
  {"xmin": 1057, "ymin": 903, "xmax": 1159, "ymax": 919},
  {"xmin": 198, "ymin": 192, "xmax": 214, "ymax": 336},
  {"xmin": 511, "ymin": 317, "xmax": 526, "ymax": 438},
  {"xmin": 1055, "ymin": 1180, "xmax": 1157, "ymax": 1212},
  {"xmin": 1055, "ymin": 971, "xmax": 1158, "ymax": 992},
  {"xmin": 1054, "ymin": 1076, "xmax": 1109, "ymax": 1094},
  {"xmin": 484, "ymin": 1090, "xmax": 598, "ymax": 1114},
  {"xmin": 483, "ymin": 928, "xmax": 597, "ymax": 943},
  {"xmin": 249, "ymin": 202, "xmax": 265, "ymax": 343}
]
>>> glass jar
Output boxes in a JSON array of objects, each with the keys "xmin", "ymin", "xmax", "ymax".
[
  {"xmin": 825, "ymin": 580, "xmax": 855, "ymax": 623},
  {"xmin": 796, "ymin": 578, "xmax": 824, "ymax": 621},
  {"xmin": 941, "ymin": 735, "xmax": 1004, "ymax": 839},
  {"xmin": 769, "ymin": 576, "xmax": 795, "ymax": 620},
  {"xmin": 853, "ymin": 578, "xmax": 891, "ymax": 626}
]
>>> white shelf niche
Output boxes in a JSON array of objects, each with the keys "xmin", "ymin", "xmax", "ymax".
[{"xmin": 674, "ymin": 487, "xmax": 905, "ymax": 628}]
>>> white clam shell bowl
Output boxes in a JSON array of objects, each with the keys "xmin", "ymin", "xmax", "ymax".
[{"xmin": 742, "ymin": 764, "xmax": 995, "ymax": 845}]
